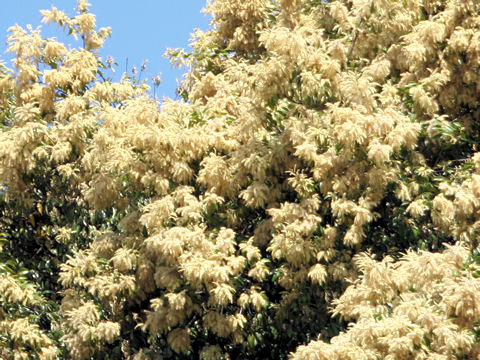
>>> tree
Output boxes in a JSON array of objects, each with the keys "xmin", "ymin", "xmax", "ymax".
[{"xmin": 1, "ymin": 0, "xmax": 480, "ymax": 359}]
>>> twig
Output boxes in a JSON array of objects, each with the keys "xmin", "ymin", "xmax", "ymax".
[{"xmin": 347, "ymin": 30, "xmax": 359, "ymax": 60}]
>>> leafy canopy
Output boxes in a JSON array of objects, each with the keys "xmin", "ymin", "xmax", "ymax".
[{"xmin": 2, "ymin": 0, "xmax": 480, "ymax": 359}]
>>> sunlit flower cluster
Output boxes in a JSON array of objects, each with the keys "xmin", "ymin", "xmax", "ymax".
[{"xmin": 2, "ymin": 0, "xmax": 480, "ymax": 358}]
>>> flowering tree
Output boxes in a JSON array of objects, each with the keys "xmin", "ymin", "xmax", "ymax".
[{"xmin": 2, "ymin": 0, "xmax": 480, "ymax": 359}]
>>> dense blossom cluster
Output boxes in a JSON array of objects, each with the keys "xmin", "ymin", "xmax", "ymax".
[
  {"xmin": 2, "ymin": 0, "xmax": 480, "ymax": 358},
  {"xmin": 292, "ymin": 245, "xmax": 480, "ymax": 359}
]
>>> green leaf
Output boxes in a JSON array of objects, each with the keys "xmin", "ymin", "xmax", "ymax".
[{"xmin": 247, "ymin": 333, "xmax": 258, "ymax": 348}]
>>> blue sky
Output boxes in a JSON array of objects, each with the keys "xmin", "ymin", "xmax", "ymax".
[{"xmin": 0, "ymin": 1, "xmax": 210, "ymax": 99}]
